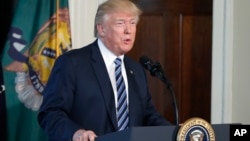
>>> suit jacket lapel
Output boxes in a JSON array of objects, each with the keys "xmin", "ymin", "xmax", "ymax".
[
  {"xmin": 124, "ymin": 57, "xmax": 141, "ymax": 126},
  {"xmin": 91, "ymin": 41, "xmax": 118, "ymax": 130}
]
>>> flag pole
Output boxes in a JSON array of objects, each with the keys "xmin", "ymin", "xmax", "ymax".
[{"xmin": 56, "ymin": 0, "xmax": 60, "ymax": 57}]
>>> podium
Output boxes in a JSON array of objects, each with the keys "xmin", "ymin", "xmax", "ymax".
[{"xmin": 96, "ymin": 124, "xmax": 230, "ymax": 141}]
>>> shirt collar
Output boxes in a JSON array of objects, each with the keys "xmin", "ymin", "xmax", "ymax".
[{"xmin": 98, "ymin": 39, "xmax": 124, "ymax": 63}]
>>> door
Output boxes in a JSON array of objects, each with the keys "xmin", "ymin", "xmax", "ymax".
[{"xmin": 128, "ymin": 0, "xmax": 212, "ymax": 124}]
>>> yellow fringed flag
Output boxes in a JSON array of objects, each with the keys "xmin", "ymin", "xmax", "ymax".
[{"xmin": 1, "ymin": 0, "xmax": 71, "ymax": 141}]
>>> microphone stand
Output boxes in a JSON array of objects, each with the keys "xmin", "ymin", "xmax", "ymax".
[{"xmin": 150, "ymin": 62, "xmax": 180, "ymax": 126}]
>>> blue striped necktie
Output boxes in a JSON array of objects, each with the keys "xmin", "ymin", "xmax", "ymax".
[{"xmin": 114, "ymin": 58, "xmax": 129, "ymax": 131}]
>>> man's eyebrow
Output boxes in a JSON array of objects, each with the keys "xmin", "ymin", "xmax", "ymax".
[
  {"xmin": 116, "ymin": 19, "xmax": 125, "ymax": 21},
  {"xmin": 115, "ymin": 18, "xmax": 136, "ymax": 21}
]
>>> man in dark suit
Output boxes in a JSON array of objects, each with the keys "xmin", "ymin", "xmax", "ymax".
[{"xmin": 38, "ymin": 0, "xmax": 171, "ymax": 141}]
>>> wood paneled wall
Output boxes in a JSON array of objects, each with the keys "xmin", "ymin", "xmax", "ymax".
[{"xmin": 128, "ymin": 0, "xmax": 212, "ymax": 124}]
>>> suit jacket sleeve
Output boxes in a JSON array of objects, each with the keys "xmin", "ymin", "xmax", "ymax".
[{"xmin": 38, "ymin": 53, "xmax": 81, "ymax": 141}]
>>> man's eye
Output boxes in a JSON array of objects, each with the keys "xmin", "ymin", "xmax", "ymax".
[
  {"xmin": 116, "ymin": 21, "xmax": 124, "ymax": 25},
  {"xmin": 131, "ymin": 21, "xmax": 136, "ymax": 25}
]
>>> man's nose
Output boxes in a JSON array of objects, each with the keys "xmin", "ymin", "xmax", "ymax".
[{"xmin": 124, "ymin": 23, "xmax": 132, "ymax": 34}]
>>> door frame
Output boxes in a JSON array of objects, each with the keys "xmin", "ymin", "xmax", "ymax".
[{"xmin": 211, "ymin": 0, "xmax": 233, "ymax": 124}]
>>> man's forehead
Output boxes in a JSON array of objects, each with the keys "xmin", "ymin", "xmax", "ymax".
[{"xmin": 110, "ymin": 13, "xmax": 136, "ymax": 20}]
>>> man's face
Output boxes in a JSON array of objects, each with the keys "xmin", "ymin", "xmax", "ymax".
[{"xmin": 97, "ymin": 12, "xmax": 138, "ymax": 56}]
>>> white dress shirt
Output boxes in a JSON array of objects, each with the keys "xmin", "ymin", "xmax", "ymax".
[{"xmin": 97, "ymin": 39, "xmax": 129, "ymax": 109}]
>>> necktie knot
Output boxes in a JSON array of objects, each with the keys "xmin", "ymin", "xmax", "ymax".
[{"xmin": 114, "ymin": 58, "xmax": 122, "ymax": 66}]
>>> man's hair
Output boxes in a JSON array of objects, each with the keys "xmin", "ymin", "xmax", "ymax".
[{"xmin": 94, "ymin": 0, "xmax": 142, "ymax": 37}]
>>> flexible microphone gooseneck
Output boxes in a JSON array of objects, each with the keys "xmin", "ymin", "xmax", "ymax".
[{"xmin": 139, "ymin": 56, "xmax": 179, "ymax": 126}]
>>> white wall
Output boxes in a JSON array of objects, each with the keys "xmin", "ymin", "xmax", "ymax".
[
  {"xmin": 69, "ymin": 0, "xmax": 106, "ymax": 49},
  {"xmin": 212, "ymin": 0, "xmax": 250, "ymax": 124},
  {"xmin": 69, "ymin": 0, "xmax": 250, "ymax": 124},
  {"xmin": 232, "ymin": 0, "xmax": 250, "ymax": 124}
]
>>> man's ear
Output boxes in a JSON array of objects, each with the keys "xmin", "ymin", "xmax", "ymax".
[{"xmin": 97, "ymin": 24, "xmax": 105, "ymax": 37}]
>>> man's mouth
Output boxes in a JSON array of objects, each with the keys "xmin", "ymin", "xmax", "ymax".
[{"xmin": 124, "ymin": 38, "xmax": 131, "ymax": 43}]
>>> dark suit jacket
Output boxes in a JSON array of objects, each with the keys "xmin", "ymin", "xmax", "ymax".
[{"xmin": 38, "ymin": 40, "xmax": 171, "ymax": 141}]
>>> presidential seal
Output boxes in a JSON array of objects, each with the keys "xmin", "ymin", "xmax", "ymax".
[{"xmin": 177, "ymin": 117, "xmax": 215, "ymax": 141}]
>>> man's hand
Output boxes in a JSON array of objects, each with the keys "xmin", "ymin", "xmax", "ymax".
[{"xmin": 72, "ymin": 129, "xmax": 97, "ymax": 141}]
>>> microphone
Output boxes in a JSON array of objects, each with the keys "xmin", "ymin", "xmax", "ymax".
[
  {"xmin": 139, "ymin": 56, "xmax": 179, "ymax": 126},
  {"xmin": 139, "ymin": 56, "xmax": 168, "ymax": 84}
]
